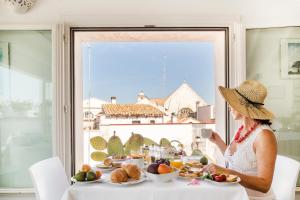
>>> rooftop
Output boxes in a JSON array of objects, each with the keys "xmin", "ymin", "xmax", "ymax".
[{"xmin": 102, "ymin": 104, "xmax": 164, "ymax": 117}]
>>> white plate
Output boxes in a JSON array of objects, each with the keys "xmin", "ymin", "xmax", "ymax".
[
  {"xmin": 203, "ymin": 177, "xmax": 241, "ymax": 185},
  {"xmin": 71, "ymin": 177, "xmax": 102, "ymax": 184},
  {"xmin": 104, "ymin": 175, "xmax": 147, "ymax": 186},
  {"xmin": 95, "ymin": 164, "xmax": 116, "ymax": 172}
]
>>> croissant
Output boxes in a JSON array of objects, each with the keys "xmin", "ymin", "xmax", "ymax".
[
  {"xmin": 110, "ymin": 168, "xmax": 128, "ymax": 183},
  {"xmin": 121, "ymin": 164, "xmax": 141, "ymax": 180}
]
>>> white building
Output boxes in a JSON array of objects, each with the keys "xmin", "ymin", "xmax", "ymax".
[
  {"xmin": 92, "ymin": 82, "xmax": 212, "ymax": 127},
  {"xmin": 137, "ymin": 82, "xmax": 208, "ymax": 123},
  {"xmin": 163, "ymin": 82, "xmax": 207, "ymax": 115},
  {"xmin": 83, "ymin": 98, "xmax": 108, "ymax": 130}
]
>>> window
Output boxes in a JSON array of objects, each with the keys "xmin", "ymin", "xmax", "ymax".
[
  {"xmin": 72, "ymin": 28, "xmax": 228, "ymax": 171},
  {"xmin": 246, "ymin": 27, "xmax": 300, "ymax": 186},
  {"xmin": 0, "ymin": 30, "xmax": 52, "ymax": 188}
]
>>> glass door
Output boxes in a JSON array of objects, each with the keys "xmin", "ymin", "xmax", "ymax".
[
  {"xmin": 0, "ymin": 30, "xmax": 52, "ymax": 188},
  {"xmin": 246, "ymin": 26, "xmax": 300, "ymax": 186}
]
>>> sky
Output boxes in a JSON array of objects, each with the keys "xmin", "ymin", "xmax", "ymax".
[{"xmin": 82, "ymin": 42, "xmax": 215, "ymax": 105}]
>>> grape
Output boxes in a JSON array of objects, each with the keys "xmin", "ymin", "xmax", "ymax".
[{"xmin": 165, "ymin": 160, "xmax": 170, "ymax": 166}]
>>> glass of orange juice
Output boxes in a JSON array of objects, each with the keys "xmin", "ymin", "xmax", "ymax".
[{"xmin": 170, "ymin": 159, "xmax": 183, "ymax": 169}]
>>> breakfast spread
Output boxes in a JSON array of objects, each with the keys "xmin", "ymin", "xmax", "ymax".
[{"xmin": 76, "ymin": 135, "xmax": 242, "ymax": 186}]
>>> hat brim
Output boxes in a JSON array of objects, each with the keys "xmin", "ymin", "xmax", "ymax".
[{"xmin": 218, "ymin": 86, "xmax": 274, "ymax": 120}]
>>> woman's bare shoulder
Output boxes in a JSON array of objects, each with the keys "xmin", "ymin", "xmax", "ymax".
[{"xmin": 255, "ymin": 128, "xmax": 277, "ymax": 148}]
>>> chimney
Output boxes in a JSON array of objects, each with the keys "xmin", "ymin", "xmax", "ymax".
[
  {"xmin": 171, "ymin": 112, "xmax": 175, "ymax": 123},
  {"xmin": 195, "ymin": 101, "xmax": 200, "ymax": 119},
  {"xmin": 211, "ymin": 105, "xmax": 215, "ymax": 119},
  {"xmin": 137, "ymin": 91, "xmax": 145, "ymax": 103},
  {"xmin": 111, "ymin": 96, "xmax": 116, "ymax": 104}
]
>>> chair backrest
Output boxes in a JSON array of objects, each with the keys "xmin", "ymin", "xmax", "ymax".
[
  {"xmin": 271, "ymin": 155, "xmax": 300, "ymax": 200},
  {"xmin": 29, "ymin": 157, "xmax": 70, "ymax": 200}
]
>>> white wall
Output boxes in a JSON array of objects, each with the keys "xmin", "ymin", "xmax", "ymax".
[
  {"xmin": 1, "ymin": 0, "xmax": 300, "ymax": 199},
  {"xmin": 247, "ymin": 27, "xmax": 300, "ymax": 119},
  {"xmin": 0, "ymin": 0, "xmax": 299, "ymax": 27}
]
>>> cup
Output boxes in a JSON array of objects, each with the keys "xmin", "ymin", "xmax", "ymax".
[
  {"xmin": 201, "ymin": 128, "xmax": 213, "ymax": 139},
  {"xmin": 129, "ymin": 158, "xmax": 144, "ymax": 169},
  {"xmin": 170, "ymin": 160, "xmax": 183, "ymax": 169}
]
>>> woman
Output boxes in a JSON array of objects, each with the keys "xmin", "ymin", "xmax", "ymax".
[{"xmin": 205, "ymin": 80, "xmax": 277, "ymax": 200}]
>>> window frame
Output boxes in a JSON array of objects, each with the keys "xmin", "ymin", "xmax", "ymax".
[{"xmin": 70, "ymin": 26, "xmax": 239, "ymax": 174}]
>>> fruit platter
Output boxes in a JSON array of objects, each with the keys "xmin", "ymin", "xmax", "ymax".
[
  {"xmin": 72, "ymin": 164, "xmax": 102, "ymax": 183},
  {"xmin": 145, "ymin": 158, "xmax": 179, "ymax": 182},
  {"xmin": 201, "ymin": 172, "xmax": 241, "ymax": 184}
]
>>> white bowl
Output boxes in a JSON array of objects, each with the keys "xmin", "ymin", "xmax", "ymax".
[{"xmin": 145, "ymin": 169, "xmax": 179, "ymax": 182}]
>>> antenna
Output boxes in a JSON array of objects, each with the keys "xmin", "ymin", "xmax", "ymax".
[
  {"xmin": 87, "ymin": 43, "xmax": 92, "ymax": 130},
  {"xmin": 162, "ymin": 55, "xmax": 167, "ymax": 95}
]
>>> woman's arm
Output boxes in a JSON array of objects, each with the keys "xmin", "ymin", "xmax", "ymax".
[
  {"xmin": 209, "ymin": 131, "xmax": 227, "ymax": 154},
  {"xmin": 206, "ymin": 129, "xmax": 277, "ymax": 193}
]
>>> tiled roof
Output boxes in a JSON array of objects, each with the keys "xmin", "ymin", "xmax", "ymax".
[
  {"xmin": 150, "ymin": 98, "xmax": 166, "ymax": 106},
  {"xmin": 102, "ymin": 104, "xmax": 164, "ymax": 117}
]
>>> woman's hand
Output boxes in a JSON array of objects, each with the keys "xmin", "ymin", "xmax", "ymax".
[
  {"xmin": 208, "ymin": 131, "xmax": 227, "ymax": 154},
  {"xmin": 208, "ymin": 131, "xmax": 223, "ymax": 145},
  {"xmin": 203, "ymin": 163, "xmax": 229, "ymax": 175}
]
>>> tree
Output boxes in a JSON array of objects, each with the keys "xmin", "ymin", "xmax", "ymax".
[{"xmin": 291, "ymin": 60, "xmax": 300, "ymax": 74}]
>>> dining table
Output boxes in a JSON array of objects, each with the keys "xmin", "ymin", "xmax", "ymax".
[{"xmin": 62, "ymin": 174, "xmax": 249, "ymax": 200}]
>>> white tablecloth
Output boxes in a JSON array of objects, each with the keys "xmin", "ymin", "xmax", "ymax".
[{"xmin": 63, "ymin": 178, "xmax": 249, "ymax": 200}]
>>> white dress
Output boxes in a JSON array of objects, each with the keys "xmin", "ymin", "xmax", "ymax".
[{"xmin": 224, "ymin": 125, "xmax": 276, "ymax": 200}]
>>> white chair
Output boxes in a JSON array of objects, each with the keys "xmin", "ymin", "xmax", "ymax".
[
  {"xmin": 29, "ymin": 157, "xmax": 70, "ymax": 200},
  {"xmin": 271, "ymin": 155, "xmax": 300, "ymax": 200}
]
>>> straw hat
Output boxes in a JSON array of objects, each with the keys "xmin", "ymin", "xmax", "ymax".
[{"xmin": 218, "ymin": 80, "xmax": 274, "ymax": 120}]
